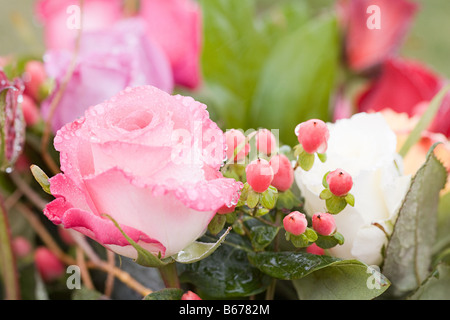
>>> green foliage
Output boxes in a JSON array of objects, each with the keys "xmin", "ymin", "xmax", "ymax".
[
  {"xmin": 199, "ymin": 0, "xmax": 337, "ymax": 145},
  {"xmin": 382, "ymin": 144, "xmax": 448, "ymax": 297}
]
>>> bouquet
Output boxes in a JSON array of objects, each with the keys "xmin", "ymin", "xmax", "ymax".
[{"xmin": 0, "ymin": 0, "xmax": 449, "ymax": 302}]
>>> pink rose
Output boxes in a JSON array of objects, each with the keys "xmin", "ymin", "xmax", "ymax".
[
  {"xmin": 35, "ymin": 0, "xmax": 124, "ymax": 51},
  {"xmin": 36, "ymin": 0, "xmax": 202, "ymax": 89},
  {"xmin": 139, "ymin": 0, "xmax": 202, "ymax": 89},
  {"xmin": 42, "ymin": 18, "xmax": 173, "ymax": 132},
  {"xmin": 43, "ymin": 85, "xmax": 242, "ymax": 259},
  {"xmin": 338, "ymin": 0, "xmax": 417, "ymax": 71}
]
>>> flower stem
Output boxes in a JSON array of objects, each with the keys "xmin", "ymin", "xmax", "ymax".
[
  {"xmin": 158, "ymin": 262, "xmax": 180, "ymax": 289},
  {"xmin": 0, "ymin": 194, "xmax": 20, "ymax": 300}
]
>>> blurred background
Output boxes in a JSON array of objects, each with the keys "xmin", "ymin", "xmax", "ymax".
[{"xmin": 2, "ymin": 0, "xmax": 450, "ymax": 77}]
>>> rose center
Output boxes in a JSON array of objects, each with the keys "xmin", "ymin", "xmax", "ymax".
[{"xmin": 114, "ymin": 109, "xmax": 154, "ymax": 132}]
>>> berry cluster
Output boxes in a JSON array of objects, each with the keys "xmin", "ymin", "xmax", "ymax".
[{"xmin": 209, "ymin": 120, "xmax": 354, "ymax": 256}]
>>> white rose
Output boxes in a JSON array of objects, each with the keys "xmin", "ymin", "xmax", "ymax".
[{"xmin": 295, "ymin": 113, "xmax": 411, "ymax": 266}]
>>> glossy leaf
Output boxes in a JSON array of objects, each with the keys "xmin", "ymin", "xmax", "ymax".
[
  {"xmin": 382, "ymin": 143, "xmax": 448, "ymax": 297},
  {"xmin": 175, "ymin": 227, "xmax": 231, "ymax": 264},
  {"xmin": 179, "ymin": 232, "xmax": 271, "ymax": 298},
  {"xmin": 248, "ymin": 251, "xmax": 389, "ymax": 299}
]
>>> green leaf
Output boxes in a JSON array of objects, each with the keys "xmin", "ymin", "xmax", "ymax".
[
  {"xmin": 179, "ymin": 232, "xmax": 271, "ymax": 298},
  {"xmin": 315, "ymin": 232, "xmax": 345, "ymax": 249},
  {"xmin": 319, "ymin": 188, "xmax": 332, "ymax": 200},
  {"xmin": 260, "ymin": 186, "xmax": 278, "ymax": 209},
  {"xmin": 293, "ymin": 262, "xmax": 390, "ymax": 300},
  {"xmin": 297, "ymin": 151, "xmax": 315, "ymax": 171},
  {"xmin": 382, "ymin": 143, "xmax": 448, "ymax": 297},
  {"xmin": 304, "ymin": 227, "xmax": 318, "ymax": 242},
  {"xmin": 199, "ymin": 0, "xmax": 311, "ymax": 130},
  {"xmin": 325, "ymin": 194, "xmax": 347, "ymax": 214},
  {"xmin": 30, "ymin": 165, "xmax": 51, "ymax": 195},
  {"xmin": 207, "ymin": 214, "xmax": 227, "ymax": 235},
  {"xmin": 174, "ymin": 227, "xmax": 231, "ymax": 264},
  {"xmin": 399, "ymin": 84, "xmax": 450, "ymax": 158},
  {"xmin": 250, "ymin": 225, "xmax": 280, "ymax": 251},
  {"xmin": 248, "ymin": 252, "xmax": 389, "ymax": 300},
  {"xmin": 250, "ymin": 14, "xmax": 339, "ymax": 145},
  {"xmin": 143, "ymin": 288, "xmax": 184, "ymax": 300},
  {"xmin": 407, "ymin": 263, "xmax": 450, "ymax": 300},
  {"xmin": 317, "ymin": 153, "xmax": 327, "ymax": 163},
  {"xmin": 276, "ymin": 189, "xmax": 302, "ymax": 210},
  {"xmin": 345, "ymin": 193, "xmax": 355, "ymax": 207},
  {"xmin": 103, "ymin": 214, "xmax": 172, "ymax": 268},
  {"xmin": 322, "ymin": 171, "xmax": 330, "ymax": 188},
  {"xmin": 288, "ymin": 233, "xmax": 310, "ymax": 248},
  {"xmin": 246, "ymin": 188, "xmax": 260, "ymax": 208}
]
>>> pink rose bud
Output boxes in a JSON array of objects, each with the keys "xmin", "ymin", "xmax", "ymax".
[
  {"xmin": 245, "ymin": 158, "xmax": 274, "ymax": 193},
  {"xmin": 12, "ymin": 236, "xmax": 32, "ymax": 258},
  {"xmin": 306, "ymin": 243, "xmax": 324, "ymax": 255},
  {"xmin": 269, "ymin": 154, "xmax": 294, "ymax": 192},
  {"xmin": 0, "ymin": 70, "xmax": 25, "ymax": 172},
  {"xmin": 312, "ymin": 213, "xmax": 336, "ymax": 236},
  {"xmin": 283, "ymin": 211, "xmax": 307, "ymax": 236},
  {"xmin": 181, "ymin": 290, "xmax": 202, "ymax": 300},
  {"xmin": 23, "ymin": 60, "xmax": 47, "ymax": 102},
  {"xmin": 21, "ymin": 94, "xmax": 41, "ymax": 126},
  {"xmin": 34, "ymin": 247, "xmax": 65, "ymax": 282},
  {"xmin": 255, "ymin": 129, "xmax": 277, "ymax": 155},
  {"xmin": 225, "ymin": 129, "xmax": 249, "ymax": 162},
  {"xmin": 295, "ymin": 119, "xmax": 329, "ymax": 154},
  {"xmin": 326, "ymin": 169, "xmax": 353, "ymax": 197}
]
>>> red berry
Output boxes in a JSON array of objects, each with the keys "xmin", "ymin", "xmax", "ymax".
[
  {"xmin": 255, "ymin": 129, "xmax": 277, "ymax": 155},
  {"xmin": 295, "ymin": 119, "xmax": 329, "ymax": 154},
  {"xmin": 306, "ymin": 243, "xmax": 324, "ymax": 255},
  {"xmin": 269, "ymin": 154, "xmax": 294, "ymax": 192},
  {"xmin": 181, "ymin": 290, "xmax": 202, "ymax": 300},
  {"xmin": 312, "ymin": 213, "xmax": 336, "ymax": 236},
  {"xmin": 12, "ymin": 236, "xmax": 32, "ymax": 258},
  {"xmin": 34, "ymin": 247, "xmax": 65, "ymax": 282},
  {"xmin": 326, "ymin": 169, "xmax": 353, "ymax": 197},
  {"xmin": 283, "ymin": 211, "xmax": 308, "ymax": 236},
  {"xmin": 225, "ymin": 129, "xmax": 249, "ymax": 162},
  {"xmin": 245, "ymin": 158, "xmax": 274, "ymax": 193}
]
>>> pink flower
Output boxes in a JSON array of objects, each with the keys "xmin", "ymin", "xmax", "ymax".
[
  {"xmin": 139, "ymin": 0, "xmax": 202, "ymax": 89},
  {"xmin": 357, "ymin": 58, "xmax": 450, "ymax": 138},
  {"xmin": 35, "ymin": 0, "xmax": 202, "ymax": 89},
  {"xmin": 43, "ymin": 85, "xmax": 242, "ymax": 260},
  {"xmin": 35, "ymin": 0, "xmax": 124, "ymax": 51},
  {"xmin": 42, "ymin": 18, "xmax": 173, "ymax": 132},
  {"xmin": 338, "ymin": 0, "xmax": 417, "ymax": 71},
  {"xmin": 357, "ymin": 58, "xmax": 442, "ymax": 116}
]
